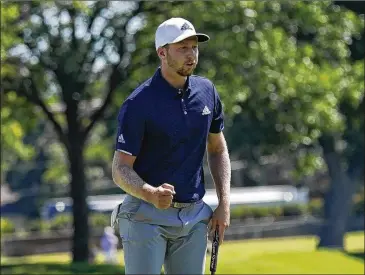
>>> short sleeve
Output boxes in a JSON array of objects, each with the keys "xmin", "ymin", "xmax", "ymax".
[
  {"xmin": 115, "ymin": 98, "xmax": 145, "ymax": 156},
  {"xmin": 209, "ymin": 85, "xmax": 225, "ymax": 133}
]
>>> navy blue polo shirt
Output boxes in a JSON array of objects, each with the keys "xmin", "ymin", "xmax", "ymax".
[{"xmin": 115, "ymin": 68, "xmax": 224, "ymax": 203}]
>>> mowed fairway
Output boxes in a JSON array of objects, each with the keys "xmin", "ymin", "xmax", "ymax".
[
  {"xmin": 207, "ymin": 231, "xmax": 364, "ymax": 274},
  {"xmin": 1, "ymin": 232, "xmax": 364, "ymax": 274}
]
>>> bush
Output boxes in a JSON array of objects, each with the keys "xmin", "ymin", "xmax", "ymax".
[
  {"xmin": 305, "ymin": 194, "xmax": 364, "ymax": 218},
  {"xmin": 44, "ymin": 213, "xmax": 110, "ymax": 232},
  {"xmin": 0, "ymin": 218, "xmax": 15, "ymax": 234},
  {"xmin": 231, "ymin": 193, "xmax": 364, "ymax": 221},
  {"xmin": 282, "ymin": 204, "xmax": 307, "ymax": 217},
  {"xmin": 28, "ymin": 219, "xmax": 51, "ymax": 233},
  {"xmin": 49, "ymin": 214, "xmax": 73, "ymax": 231},
  {"xmin": 231, "ymin": 207, "xmax": 247, "ymax": 220},
  {"xmin": 90, "ymin": 213, "xmax": 110, "ymax": 228},
  {"xmin": 308, "ymin": 199, "xmax": 324, "ymax": 217},
  {"xmin": 231, "ymin": 204, "xmax": 306, "ymax": 221},
  {"xmin": 251, "ymin": 207, "xmax": 271, "ymax": 219},
  {"xmin": 270, "ymin": 206, "xmax": 284, "ymax": 217}
]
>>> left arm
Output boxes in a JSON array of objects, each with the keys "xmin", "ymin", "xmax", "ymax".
[
  {"xmin": 207, "ymin": 132, "xmax": 231, "ymax": 242},
  {"xmin": 207, "ymin": 132, "xmax": 231, "ymax": 207}
]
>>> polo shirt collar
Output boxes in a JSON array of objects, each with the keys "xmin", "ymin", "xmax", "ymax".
[{"xmin": 154, "ymin": 67, "xmax": 192, "ymax": 93}]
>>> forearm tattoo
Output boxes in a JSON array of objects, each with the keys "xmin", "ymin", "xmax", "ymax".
[
  {"xmin": 208, "ymin": 150, "xmax": 231, "ymax": 205},
  {"xmin": 112, "ymin": 156, "xmax": 149, "ymax": 201}
]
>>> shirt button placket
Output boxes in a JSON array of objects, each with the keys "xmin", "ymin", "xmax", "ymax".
[{"xmin": 181, "ymin": 98, "xmax": 187, "ymax": 115}]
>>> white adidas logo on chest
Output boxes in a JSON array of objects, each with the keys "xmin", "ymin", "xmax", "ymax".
[{"xmin": 202, "ymin": 106, "xmax": 211, "ymax": 115}]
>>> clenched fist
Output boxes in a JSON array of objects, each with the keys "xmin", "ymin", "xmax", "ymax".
[{"xmin": 150, "ymin": 183, "xmax": 176, "ymax": 209}]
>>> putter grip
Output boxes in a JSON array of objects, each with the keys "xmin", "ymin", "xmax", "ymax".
[{"xmin": 210, "ymin": 226, "xmax": 219, "ymax": 275}]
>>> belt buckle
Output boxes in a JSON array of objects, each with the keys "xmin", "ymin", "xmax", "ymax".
[
  {"xmin": 172, "ymin": 202, "xmax": 185, "ymax": 208},
  {"xmin": 172, "ymin": 202, "xmax": 180, "ymax": 208}
]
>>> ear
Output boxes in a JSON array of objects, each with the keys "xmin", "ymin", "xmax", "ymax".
[{"xmin": 157, "ymin": 47, "xmax": 167, "ymax": 60}]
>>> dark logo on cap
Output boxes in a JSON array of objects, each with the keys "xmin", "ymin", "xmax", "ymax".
[{"xmin": 181, "ymin": 22, "xmax": 193, "ymax": 31}]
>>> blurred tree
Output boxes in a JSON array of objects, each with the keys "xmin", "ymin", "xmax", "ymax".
[
  {"xmin": 1, "ymin": 3, "xmax": 36, "ymax": 177},
  {"xmin": 1, "ymin": 3, "xmax": 47, "ymax": 217},
  {"xmin": 1, "ymin": 0, "xmax": 161, "ymax": 262}
]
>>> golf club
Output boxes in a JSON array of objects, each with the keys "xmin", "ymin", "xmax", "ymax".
[{"xmin": 210, "ymin": 225, "xmax": 220, "ymax": 275}]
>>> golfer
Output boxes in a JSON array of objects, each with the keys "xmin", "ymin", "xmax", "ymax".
[{"xmin": 111, "ymin": 17, "xmax": 231, "ymax": 274}]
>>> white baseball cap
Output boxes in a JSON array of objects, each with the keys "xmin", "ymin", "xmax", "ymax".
[{"xmin": 155, "ymin": 17, "xmax": 210, "ymax": 50}]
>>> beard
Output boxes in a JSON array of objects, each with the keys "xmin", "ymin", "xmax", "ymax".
[{"xmin": 166, "ymin": 52, "xmax": 197, "ymax": 77}]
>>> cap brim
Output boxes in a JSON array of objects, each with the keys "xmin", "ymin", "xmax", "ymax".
[
  {"xmin": 196, "ymin": 33, "xmax": 210, "ymax": 42},
  {"xmin": 172, "ymin": 32, "xmax": 210, "ymax": 45}
]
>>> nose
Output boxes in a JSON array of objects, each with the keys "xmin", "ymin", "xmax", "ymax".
[{"xmin": 186, "ymin": 49, "xmax": 197, "ymax": 60}]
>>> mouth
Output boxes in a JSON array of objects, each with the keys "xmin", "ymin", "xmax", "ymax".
[{"xmin": 185, "ymin": 62, "xmax": 195, "ymax": 67}]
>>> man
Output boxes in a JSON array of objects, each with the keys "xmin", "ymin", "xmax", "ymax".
[
  {"xmin": 100, "ymin": 226, "xmax": 119, "ymax": 264},
  {"xmin": 111, "ymin": 17, "xmax": 231, "ymax": 274}
]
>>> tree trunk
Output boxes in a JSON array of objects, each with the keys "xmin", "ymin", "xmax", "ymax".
[
  {"xmin": 68, "ymin": 137, "xmax": 89, "ymax": 262},
  {"xmin": 65, "ymin": 97, "xmax": 89, "ymax": 263},
  {"xmin": 317, "ymin": 136, "xmax": 355, "ymax": 249}
]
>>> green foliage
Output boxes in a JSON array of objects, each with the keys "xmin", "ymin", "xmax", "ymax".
[
  {"xmin": 3, "ymin": 1, "xmax": 362, "ymax": 185},
  {"xmin": 49, "ymin": 214, "xmax": 73, "ymax": 231},
  {"xmin": 42, "ymin": 143, "xmax": 69, "ymax": 186},
  {"xmin": 1, "ymin": 4, "xmax": 36, "ymax": 174},
  {"xmin": 26, "ymin": 213, "xmax": 111, "ymax": 233},
  {"xmin": 250, "ymin": 207, "xmax": 273, "ymax": 219},
  {"xmin": 231, "ymin": 204, "xmax": 307, "ymax": 220},
  {"xmin": 230, "ymin": 195, "xmax": 363, "ymax": 220},
  {"xmin": 308, "ymin": 198, "xmax": 324, "ymax": 218},
  {"xmin": 28, "ymin": 219, "xmax": 51, "ymax": 233},
  {"xmin": 90, "ymin": 213, "xmax": 110, "ymax": 229},
  {"xmin": 127, "ymin": 1, "xmax": 364, "ymax": 181},
  {"xmin": 0, "ymin": 3, "xmax": 20, "ymax": 64},
  {"xmin": 282, "ymin": 204, "xmax": 307, "ymax": 217},
  {"xmin": 0, "ymin": 218, "xmax": 16, "ymax": 234}
]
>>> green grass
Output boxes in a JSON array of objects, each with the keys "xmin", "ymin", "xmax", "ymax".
[
  {"xmin": 204, "ymin": 231, "xmax": 364, "ymax": 274},
  {"xmin": 1, "ymin": 232, "xmax": 364, "ymax": 274},
  {"xmin": 0, "ymin": 263, "xmax": 124, "ymax": 274}
]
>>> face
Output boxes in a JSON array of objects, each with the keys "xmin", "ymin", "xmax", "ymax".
[{"xmin": 158, "ymin": 36, "xmax": 199, "ymax": 77}]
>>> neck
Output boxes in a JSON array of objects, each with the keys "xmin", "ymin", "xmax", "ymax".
[{"xmin": 160, "ymin": 65, "xmax": 186, "ymax": 90}]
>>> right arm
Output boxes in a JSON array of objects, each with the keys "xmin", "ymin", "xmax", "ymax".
[
  {"xmin": 112, "ymin": 150, "xmax": 157, "ymax": 203},
  {"xmin": 113, "ymin": 98, "xmax": 174, "ymax": 208},
  {"xmin": 112, "ymin": 151, "xmax": 175, "ymax": 208}
]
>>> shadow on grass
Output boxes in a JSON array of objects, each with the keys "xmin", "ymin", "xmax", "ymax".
[
  {"xmin": 0, "ymin": 263, "xmax": 125, "ymax": 274},
  {"xmin": 346, "ymin": 251, "xmax": 365, "ymax": 262}
]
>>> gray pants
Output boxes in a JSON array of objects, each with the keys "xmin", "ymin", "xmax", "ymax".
[{"xmin": 112, "ymin": 194, "xmax": 213, "ymax": 274}]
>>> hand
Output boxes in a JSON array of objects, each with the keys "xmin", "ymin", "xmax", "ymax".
[
  {"xmin": 208, "ymin": 203, "xmax": 230, "ymax": 244},
  {"xmin": 151, "ymin": 183, "xmax": 176, "ymax": 209}
]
